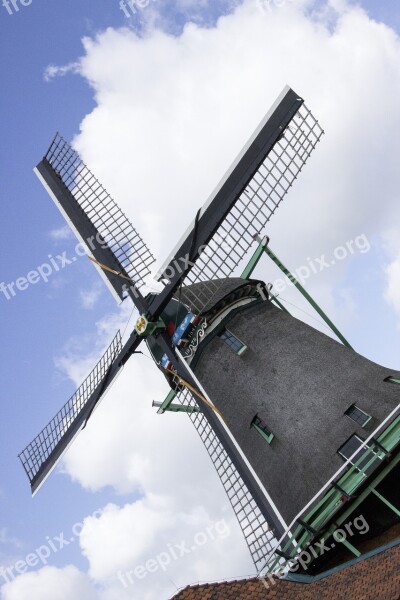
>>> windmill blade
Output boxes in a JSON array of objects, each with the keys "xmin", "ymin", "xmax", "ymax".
[
  {"xmin": 168, "ymin": 358, "xmax": 278, "ymax": 570},
  {"xmin": 151, "ymin": 86, "xmax": 323, "ymax": 316},
  {"xmin": 19, "ymin": 332, "xmax": 123, "ymax": 495},
  {"xmin": 35, "ymin": 134, "xmax": 155, "ymax": 308}
]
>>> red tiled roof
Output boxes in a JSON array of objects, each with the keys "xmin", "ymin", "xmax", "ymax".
[{"xmin": 172, "ymin": 544, "xmax": 400, "ymax": 600}]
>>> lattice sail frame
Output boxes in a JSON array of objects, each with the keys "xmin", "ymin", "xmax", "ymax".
[
  {"xmin": 170, "ymin": 372, "xmax": 276, "ymax": 570},
  {"xmin": 19, "ymin": 332, "xmax": 122, "ymax": 490},
  {"xmin": 182, "ymin": 104, "xmax": 324, "ymax": 313},
  {"xmin": 44, "ymin": 134, "xmax": 155, "ymax": 290}
]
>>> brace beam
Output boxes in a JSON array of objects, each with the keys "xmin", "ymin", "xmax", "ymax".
[
  {"xmin": 152, "ymin": 400, "xmax": 199, "ymax": 414},
  {"xmin": 259, "ymin": 239, "xmax": 353, "ymax": 349},
  {"xmin": 370, "ymin": 488, "xmax": 400, "ymax": 517},
  {"xmin": 240, "ymin": 239, "xmax": 289, "ymax": 314}
]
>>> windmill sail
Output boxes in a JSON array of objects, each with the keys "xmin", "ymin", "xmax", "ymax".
[
  {"xmin": 35, "ymin": 134, "xmax": 156, "ymax": 303},
  {"xmin": 154, "ymin": 86, "xmax": 323, "ymax": 315},
  {"xmin": 169, "ymin": 361, "xmax": 277, "ymax": 570},
  {"xmin": 19, "ymin": 332, "xmax": 123, "ymax": 495},
  {"xmin": 181, "ymin": 102, "xmax": 323, "ymax": 312}
]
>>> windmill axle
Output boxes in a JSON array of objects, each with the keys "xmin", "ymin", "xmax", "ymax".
[{"xmin": 135, "ymin": 315, "xmax": 166, "ymax": 337}]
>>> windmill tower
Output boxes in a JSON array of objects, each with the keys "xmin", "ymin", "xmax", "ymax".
[{"xmin": 19, "ymin": 86, "xmax": 400, "ymax": 577}]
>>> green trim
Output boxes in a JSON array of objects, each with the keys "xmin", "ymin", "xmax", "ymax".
[
  {"xmin": 240, "ymin": 239, "xmax": 353, "ymax": 338},
  {"xmin": 156, "ymin": 394, "xmax": 201, "ymax": 414},
  {"xmin": 168, "ymin": 404, "xmax": 200, "ymax": 414},
  {"xmin": 337, "ymin": 536, "xmax": 361, "ymax": 557},
  {"xmin": 271, "ymin": 417, "xmax": 400, "ymax": 565},
  {"xmin": 156, "ymin": 389, "xmax": 177, "ymax": 414},
  {"xmin": 322, "ymin": 451, "xmax": 400, "ymax": 539},
  {"xmin": 189, "ymin": 297, "xmax": 265, "ymax": 371},
  {"xmin": 282, "ymin": 537, "xmax": 400, "ymax": 583},
  {"xmin": 252, "ymin": 423, "xmax": 274, "ymax": 444},
  {"xmin": 386, "ymin": 377, "xmax": 400, "ymax": 385},
  {"xmin": 345, "ymin": 405, "xmax": 372, "ymax": 428},
  {"xmin": 241, "ymin": 243, "xmax": 266, "ymax": 279},
  {"xmin": 220, "ymin": 328, "xmax": 248, "ymax": 355},
  {"xmin": 379, "ymin": 414, "xmax": 400, "ymax": 450},
  {"xmin": 270, "ymin": 294, "xmax": 290, "ymax": 314},
  {"xmin": 263, "ymin": 245, "xmax": 353, "ymax": 350},
  {"xmin": 303, "ymin": 416, "xmax": 400, "ymax": 531},
  {"xmin": 371, "ymin": 488, "xmax": 400, "ymax": 517},
  {"xmin": 240, "ymin": 242, "xmax": 289, "ymax": 314}
]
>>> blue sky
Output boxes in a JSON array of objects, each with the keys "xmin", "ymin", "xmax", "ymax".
[
  {"xmin": 0, "ymin": 0, "xmax": 255, "ymax": 588},
  {"xmin": 1, "ymin": 1, "xmax": 400, "ymax": 598}
]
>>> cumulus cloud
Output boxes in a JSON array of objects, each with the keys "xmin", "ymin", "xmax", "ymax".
[
  {"xmin": 71, "ymin": 0, "xmax": 400, "ymax": 326},
  {"xmin": 385, "ymin": 254, "xmax": 400, "ymax": 315},
  {"xmin": 44, "ymin": 62, "xmax": 81, "ymax": 82},
  {"xmin": 1, "ymin": 566, "xmax": 97, "ymax": 600},
  {"xmin": 18, "ymin": 1, "xmax": 400, "ymax": 598},
  {"xmin": 49, "ymin": 225, "xmax": 74, "ymax": 241},
  {"xmin": 79, "ymin": 283, "xmax": 103, "ymax": 310},
  {"xmin": 78, "ymin": 498, "xmax": 247, "ymax": 598},
  {"xmin": 0, "ymin": 529, "xmax": 23, "ymax": 551}
]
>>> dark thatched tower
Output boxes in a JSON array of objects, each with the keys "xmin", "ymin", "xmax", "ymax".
[{"xmin": 169, "ymin": 277, "xmax": 400, "ymax": 575}]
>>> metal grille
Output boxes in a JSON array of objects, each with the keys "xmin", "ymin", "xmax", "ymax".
[
  {"xmin": 170, "ymin": 371, "xmax": 276, "ymax": 570},
  {"xmin": 19, "ymin": 332, "xmax": 122, "ymax": 484},
  {"xmin": 182, "ymin": 104, "xmax": 323, "ymax": 313},
  {"xmin": 44, "ymin": 134, "xmax": 156, "ymax": 288}
]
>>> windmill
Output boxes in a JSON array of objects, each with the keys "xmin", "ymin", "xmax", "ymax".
[{"xmin": 19, "ymin": 86, "xmax": 400, "ymax": 577}]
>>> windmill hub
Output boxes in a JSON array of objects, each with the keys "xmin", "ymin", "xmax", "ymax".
[{"xmin": 135, "ymin": 315, "xmax": 165, "ymax": 337}]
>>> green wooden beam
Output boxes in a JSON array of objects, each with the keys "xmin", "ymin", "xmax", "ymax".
[
  {"xmin": 240, "ymin": 241, "xmax": 266, "ymax": 279},
  {"xmin": 240, "ymin": 238, "xmax": 290, "ymax": 315},
  {"xmin": 155, "ymin": 390, "xmax": 177, "ymax": 414},
  {"xmin": 153, "ymin": 398, "xmax": 200, "ymax": 414},
  {"xmin": 240, "ymin": 238, "xmax": 352, "ymax": 348},
  {"xmin": 241, "ymin": 239, "xmax": 290, "ymax": 314},
  {"xmin": 371, "ymin": 488, "xmax": 400, "ymax": 517},
  {"xmin": 275, "ymin": 416, "xmax": 400, "ymax": 562},
  {"xmin": 323, "ymin": 451, "xmax": 400, "ymax": 537},
  {"xmin": 263, "ymin": 245, "xmax": 353, "ymax": 350},
  {"xmin": 154, "ymin": 401, "xmax": 199, "ymax": 414},
  {"xmin": 274, "ymin": 451, "xmax": 400, "ymax": 570},
  {"xmin": 337, "ymin": 536, "xmax": 361, "ymax": 558},
  {"xmin": 270, "ymin": 295, "xmax": 290, "ymax": 314}
]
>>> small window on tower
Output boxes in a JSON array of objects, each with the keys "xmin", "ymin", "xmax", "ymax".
[
  {"xmin": 251, "ymin": 414, "xmax": 274, "ymax": 444},
  {"xmin": 219, "ymin": 329, "xmax": 247, "ymax": 355},
  {"xmin": 345, "ymin": 405, "xmax": 371, "ymax": 428},
  {"xmin": 385, "ymin": 376, "xmax": 400, "ymax": 385}
]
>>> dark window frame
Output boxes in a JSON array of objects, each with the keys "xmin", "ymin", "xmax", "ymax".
[
  {"xmin": 219, "ymin": 328, "xmax": 247, "ymax": 355},
  {"xmin": 251, "ymin": 414, "xmax": 274, "ymax": 444},
  {"xmin": 344, "ymin": 404, "xmax": 372, "ymax": 428}
]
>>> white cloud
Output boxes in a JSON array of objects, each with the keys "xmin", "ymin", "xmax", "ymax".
[
  {"xmin": 26, "ymin": 0, "xmax": 400, "ymax": 598},
  {"xmin": 0, "ymin": 529, "xmax": 23, "ymax": 551},
  {"xmin": 49, "ymin": 225, "xmax": 74, "ymax": 241},
  {"xmin": 79, "ymin": 283, "xmax": 103, "ymax": 310},
  {"xmin": 1, "ymin": 566, "xmax": 98, "ymax": 600},
  {"xmin": 44, "ymin": 62, "xmax": 81, "ymax": 82},
  {"xmin": 78, "ymin": 499, "xmax": 248, "ymax": 598},
  {"xmin": 385, "ymin": 253, "xmax": 400, "ymax": 315},
  {"xmin": 53, "ymin": 301, "xmax": 134, "ymax": 386}
]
